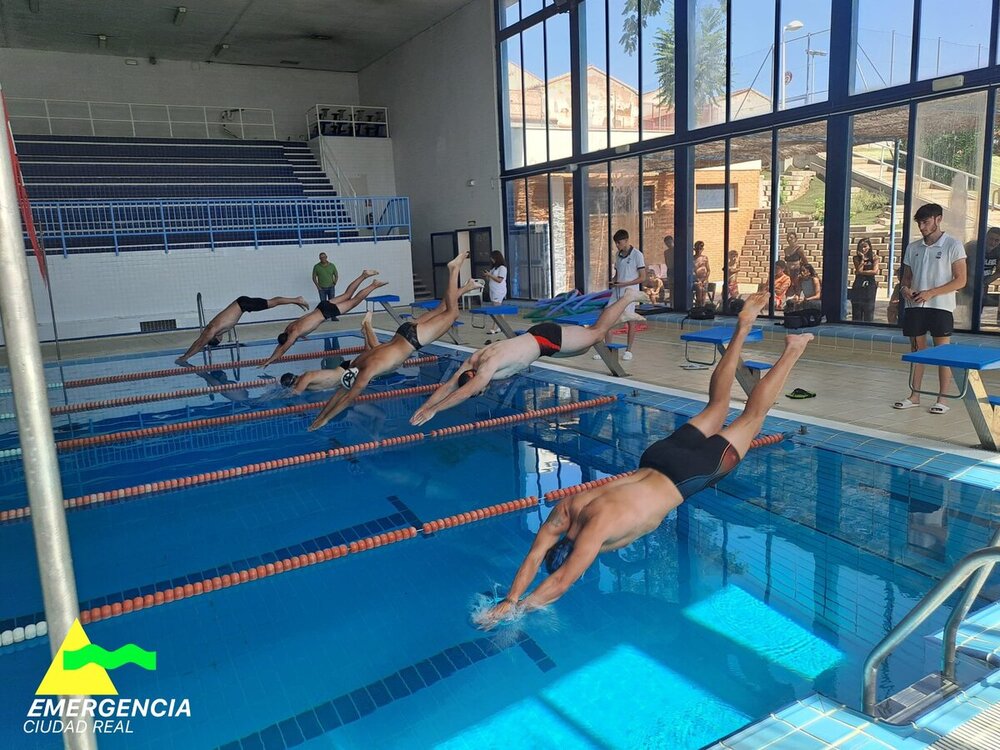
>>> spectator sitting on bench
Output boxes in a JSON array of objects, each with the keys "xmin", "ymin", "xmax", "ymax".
[
  {"xmin": 787, "ymin": 263, "xmax": 821, "ymax": 311},
  {"xmin": 642, "ymin": 268, "xmax": 664, "ymax": 304}
]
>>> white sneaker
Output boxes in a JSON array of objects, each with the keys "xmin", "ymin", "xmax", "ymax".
[
  {"xmin": 622, "ymin": 351, "xmax": 634, "ymax": 361},
  {"xmin": 592, "ymin": 353, "xmax": 603, "ymax": 360}
]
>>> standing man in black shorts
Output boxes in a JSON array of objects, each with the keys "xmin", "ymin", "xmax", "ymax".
[
  {"xmin": 893, "ymin": 203, "xmax": 967, "ymax": 415},
  {"xmin": 176, "ymin": 294, "xmax": 308, "ymax": 365}
]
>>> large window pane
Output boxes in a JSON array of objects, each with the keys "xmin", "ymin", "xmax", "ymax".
[
  {"xmin": 546, "ymin": 14, "xmax": 573, "ymax": 161},
  {"xmin": 848, "ymin": 107, "xmax": 909, "ymax": 324},
  {"xmin": 527, "ymin": 174, "xmax": 554, "ymax": 299},
  {"xmin": 523, "ymin": 24, "xmax": 548, "ymax": 166},
  {"xmin": 779, "ymin": 0, "xmax": 831, "ymax": 111},
  {"xmin": 913, "ymin": 92, "xmax": 987, "ymax": 331},
  {"xmin": 917, "ymin": 0, "xmax": 992, "ymax": 80},
  {"xmin": 730, "ymin": 132, "xmax": 773, "ymax": 302},
  {"xmin": 984, "ymin": 102, "xmax": 1000, "ymax": 331},
  {"xmin": 640, "ymin": 0, "xmax": 675, "ymax": 140},
  {"xmin": 693, "ymin": 142, "xmax": 727, "ymax": 306},
  {"xmin": 641, "ymin": 151, "xmax": 675, "ymax": 304},
  {"xmin": 503, "ymin": 38, "xmax": 525, "ymax": 169},
  {"xmin": 500, "ymin": 0, "xmax": 519, "ymax": 29},
  {"xmin": 691, "ymin": 0, "xmax": 727, "ymax": 128},
  {"xmin": 611, "ymin": 158, "xmax": 640, "ymax": 262},
  {"xmin": 853, "ymin": 0, "xmax": 913, "ymax": 94},
  {"xmin": 583, "ymin": 0, "xmax": 609, "ymax": 153},
  {"xmin": 551, "ymin": 171, "xmax": 575, "ymax": 294},
  {"xmin": 584, "ymin": 164, "xmax": 611, "ymax": 291},
  {"xmin": 777, "ymin": 122, "xmax": 827, "ymax": 314},
  {"xmin": 730, "ymin": 0, "xmax": 775, "ymax": 121},
  {"xmin": 505, "ymin": 178, "xmax": 530, "ymax": 298},
  {"xmin": 609, "ymin": 0, "xmax": 639, "ymax": 145}
]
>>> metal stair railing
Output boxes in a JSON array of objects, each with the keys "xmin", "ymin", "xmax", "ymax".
[{"xmin": 862, "ymin": 535, "xmax": 1000, "ymax": 716}]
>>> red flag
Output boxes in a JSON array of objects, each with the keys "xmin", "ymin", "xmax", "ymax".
[{"xmin": 1, "ymin": 91, "xmax": 48, "ymax": 285}]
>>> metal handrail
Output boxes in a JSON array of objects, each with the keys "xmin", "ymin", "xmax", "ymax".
[
  {"xmin": 943, "ymin": 526, "xmax": 1000, "ymax": 681},
  {"xmin": 196, "ymin": 291, "xmax": 206, "ymax": 329},
  {"xmin": 863, "ymin": 545, "xmax": 1000, "ymax": 715}
]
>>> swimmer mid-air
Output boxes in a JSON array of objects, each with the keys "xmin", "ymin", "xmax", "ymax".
[
  {"xmin": 409, "ymin": 290, "xmax": 648, "ymax": 426},
  {"xmin": 476, "ymin": 293, "xmax": 813, "ymax": 629}
]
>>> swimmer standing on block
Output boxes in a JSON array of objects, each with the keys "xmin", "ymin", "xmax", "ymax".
[
  {"xmin": 410, "ymin": 289, "xmax": 648, "ymax": 426},
  {"xmin": 477, "ymin": 293, "xmax": 813, "ymax": 629}
]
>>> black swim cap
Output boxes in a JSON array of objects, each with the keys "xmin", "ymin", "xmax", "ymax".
[
  {"xmin": 208, "ymin": 337, "xmax": 222, "ymax": 347},
  {"xmin": 280, "ymin": 373, "xmax": 297, "ymax": 388},
  {"xmin": 457, "ymin": 369, "xmax": 476, "ymax": 387},
  {"xmin": 277, "ymin": 333, "xmax": 288, "ymax": 346},
  {"xmin": 544, "ymin": 537, "xmax": 574, "ymax": 574},
  {"xmin": 209, "ymin": 370, "xmax": 226, "ymax": 379}
]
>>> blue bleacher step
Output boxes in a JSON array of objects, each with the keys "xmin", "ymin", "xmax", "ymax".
[
  {"xmin": 988, "ymin": 395, "xmax": 1000, "ymax": 407},
  {"xmin": 605, "ymin": 343, "xmax": 627, "ymax": 350},
  {"xmin": 744, "ymin": 360, "xmax": 773, "ymax": 371},
  {"xmin": 514, "ymin": 329, "xmax": 527, "ymax": 336}
]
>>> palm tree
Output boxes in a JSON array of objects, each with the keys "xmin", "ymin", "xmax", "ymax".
[{"xmin": 620, "ymin": 0, "xmax": 727, "ymax": 109}]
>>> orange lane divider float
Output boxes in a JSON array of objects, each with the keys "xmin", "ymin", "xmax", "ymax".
[
  {"xmin": 421, "ymin": 496, "xmax": 539, "ymax": 534},
  {"xmin": 55, "ymin": 362, "xmax": 440, "ymax": 452},
  {"xmin": 1, "ymin": 395, "xmax": 616, "ymax": 524},
  {"xmin": 51, "ymin": 379, "xmax": 274, "ymax": 415},
  {"xmin": 60, "ymin": 345, "xmax": 372, "ymax": 389},
  {"xmin": 77, "ymin": 526, "xmax": 421, "ymax": 626},
  {"xmin": 427, "ymin": 395, "xmax": 617, "ymax": 438}
]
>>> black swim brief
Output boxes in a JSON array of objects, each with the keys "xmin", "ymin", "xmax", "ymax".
[
  {"xmin": 236, "ymin": 296, "xmax": 268, "ymax": 313},
  {"xmin": 526, "ymin": 322, "xmax": 562, "ymax": 357},
  {"xmin": 396, "ymin": 321, "xmax": 422, "ymax": 351},
  {"xmin": 638, "ymin": 423, "xmax": 741, "ymax": 499},
  {"xmin": 318, "ymin": 301, "xmax": 341, "ymax": 321}
]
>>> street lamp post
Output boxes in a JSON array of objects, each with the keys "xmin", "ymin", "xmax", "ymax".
[{"xmin": 780, "ymin": 19, "xmax": 804, "ymax": 109}]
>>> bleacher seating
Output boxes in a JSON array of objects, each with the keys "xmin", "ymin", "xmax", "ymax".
[
  {"xmin": 13, "ymin": 135, "xmax": 374, "ymax": 253},
  {"xmin": 15, "ymin": 135, "xmax": 337, "ymax": 200}
]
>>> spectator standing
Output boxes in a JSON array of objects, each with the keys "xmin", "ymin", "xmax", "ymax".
[
  {"xmin": 600, "ymin": 228, "xmax": 645, "ymax": 361},
  {"xmin": 850, "ymin": 237, "xmax": 880, "ymax": 322},
  {"xmin": 979, "ymin": 227, "xmax": 1000, "ymax": 321},
  {"xmin": 783, "ymin": 232, "xmax": 807, "ymax": 280},
  {"xmin": 893, "ymin": 203, "xmax": 967, "ymax": 414},
  {"xmin": 693, "ymin": 240, "xmax": 711, "ymax": 306},
  {"xmin": 482, "ymin": 250, "xmax": 509, "ymax": 335},
  {"xmin": 312, "ymin": 252, "xmax": 339, "ymax": 303}
]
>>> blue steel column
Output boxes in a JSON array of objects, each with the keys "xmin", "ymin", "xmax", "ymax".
[
  {"xmin": 0, "ymin": 86, "xmax": 96, "ymax": 749},
  {"xmin": 822, "ymin": 114, "xmax": 851, "ymax": 323}
]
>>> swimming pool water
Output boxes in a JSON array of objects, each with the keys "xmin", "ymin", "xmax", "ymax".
[{"xmin": 0, "ymin": 337, "xmax": 997, "ymax": 749}]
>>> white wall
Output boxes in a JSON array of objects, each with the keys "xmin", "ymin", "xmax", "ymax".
[
  {"xmin": 7, "ymin": 240, "xmax": 414, "ymax": 342},
  {"xmin": 358, "ymin": 0, "xmax": 502, "ymax": 289},
  {"xmin": 313, "ymin": 137, "xmax": 397, "ymax": 196},
  {"xmin": 0, "ymin": 48, "xmax": 358, "ymax": 141}
]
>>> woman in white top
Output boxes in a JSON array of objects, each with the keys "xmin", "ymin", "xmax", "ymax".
[{"xmin": 483, "ymin": 250, "xmax": 509, "ymax": 334}]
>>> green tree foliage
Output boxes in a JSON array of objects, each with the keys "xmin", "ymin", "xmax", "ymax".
[{"xmin": 620, "ymin": 0, "xmax": 726, "ymax": 108}]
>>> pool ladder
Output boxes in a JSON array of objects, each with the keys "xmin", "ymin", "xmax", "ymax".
[
  {"xmin": 862, "ymin": 525, "xmax": 1000, "ymax": 719},
  {"xmin": 197, "ymin": 292, "xmax": 241, "ymax": 368}
]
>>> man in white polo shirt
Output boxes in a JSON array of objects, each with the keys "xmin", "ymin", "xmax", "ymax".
[
  {"xmin": 599, "ymin": 228, "xmax": 645, "ymax": 361},
  {"xmin": 893, "ymin": 203, "xmax": 967, "ymax": 414}
]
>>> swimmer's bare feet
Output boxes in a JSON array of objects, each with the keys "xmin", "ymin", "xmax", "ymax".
[
  {"xmin": 363, "ymin": 269, "xmax": 380, "ymax": 278},
  {"xmin": 363, "ymin": 310, "xmax": 373, "ymax": 328},
  {"xmin": 459, "ymin": 279, "xmax": 479, "ymax": 295},
  {"xmin": 371, "ymin": 279, "xmax": 389, "ymax": 289},
  {"xmin": 738, "ymin": 292, "xmax": 769, "ymax": 326},
  {"xmin": 626, "ymin": 289, "xmax": 648, "ymax": 305},
  {"xmin": 294, "ymin": 296, "xmax": 309, "ymax": 311},
  {"xmin": 784, "ymin": 332, "xmax": 814, "ymax": 353},
  {"xmin": 174, "ymin": 357, "xmax": 192, "ymax": 366},
  {"xmin": 447, "ymin": 251, "xmax": 470, "ymax": 270}
]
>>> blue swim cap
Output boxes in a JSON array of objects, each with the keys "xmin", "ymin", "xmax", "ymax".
[{"xmin": 544, "ymin": 537, "xmax": 574, "ymax": 574}]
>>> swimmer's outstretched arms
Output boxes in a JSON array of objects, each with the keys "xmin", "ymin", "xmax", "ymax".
[{"xmin": 479, "ymin": 293, "xmax": 814, "ymax": 629}]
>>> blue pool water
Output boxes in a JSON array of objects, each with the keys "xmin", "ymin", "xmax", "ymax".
[{"xmin": 0, "ymin": 335, "xmax": 998, "ymax": 749}]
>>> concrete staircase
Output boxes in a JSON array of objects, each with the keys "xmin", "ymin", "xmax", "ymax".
[{"xmin": 412, "ymin": 273, "xmax": 432, "ymax": 300}]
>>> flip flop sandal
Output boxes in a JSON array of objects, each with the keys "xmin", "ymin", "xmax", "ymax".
[
  {"xmin": 785, "ymin": 388, "xmax": 816, "ymax": 399},
  {"xmin": 893, "ymin": 398, "xmax": 920, "ymax": 410},
  {"xmin": 929, "ymin": 403, "xmax": 950, "ymax": 414}
]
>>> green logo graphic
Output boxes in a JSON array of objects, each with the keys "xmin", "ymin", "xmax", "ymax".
[{"xmin": 63, "ymin": 644, "xmax": 158, "ymax": 672}]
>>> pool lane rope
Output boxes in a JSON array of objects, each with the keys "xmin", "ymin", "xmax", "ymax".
[
  {"xmin": 0, "ymin": 396, "xmax": 617, "ymax": 524},
  {"xmin": 59, "ymin": 344, "xmax": 373, "ymax": 390},
  {"xmin": 0, "ymin": 432, "xmax": 791, "ymax": 644},
  {"xmin": 53, "ymin": 357, "xmax": 440, "ymax": 452}
]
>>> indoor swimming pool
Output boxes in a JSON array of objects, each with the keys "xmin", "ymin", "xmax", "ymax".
[{"xmin": 1, "ymin": 334, "xmax": 998, "ymax": 749}]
